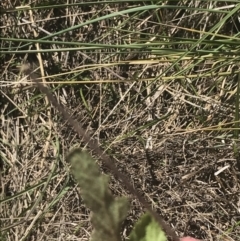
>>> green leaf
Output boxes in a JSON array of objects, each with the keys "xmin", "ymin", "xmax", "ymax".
[
  {"xmin": 68, "ymin": 149, "xmax": 129, "ymax": 241},
  {"xmin": 129, "ymin": 212, "xmax": 167, "ymax": 241}
]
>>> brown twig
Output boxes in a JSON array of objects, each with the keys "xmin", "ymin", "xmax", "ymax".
[{"xmin": 27, "ymin": 66, "xmax": 180, "ymax": 241}]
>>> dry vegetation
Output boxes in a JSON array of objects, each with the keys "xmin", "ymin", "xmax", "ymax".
[{"xmin": 1, "ymin": 0, "xmax": 240, "ymax": 240}]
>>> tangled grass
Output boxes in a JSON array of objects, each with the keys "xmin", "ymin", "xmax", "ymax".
[{"xmin": 1, "ymin": 1, "xmax": 240, "ymax": 240}]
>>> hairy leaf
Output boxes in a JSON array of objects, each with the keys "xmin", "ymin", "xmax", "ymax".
[{"xmin": 68, "ymin": 149, "xmax": 129, "ymax": 241}]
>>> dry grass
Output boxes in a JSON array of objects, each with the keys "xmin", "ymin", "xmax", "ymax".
[{"xmin": 1, "ymin": 1, "xmax": 240, "ymax": 240}]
